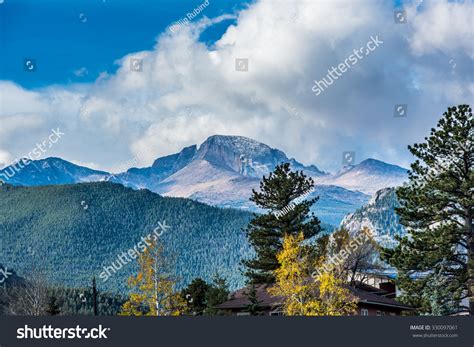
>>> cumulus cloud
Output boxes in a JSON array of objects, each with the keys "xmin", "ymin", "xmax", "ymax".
[
  {"xmin": 408, "ymin": 0, "xmax": 474, "ymax": 58},
  {"xmin": 0, "ymin": 0, "xmax": 472, "ymax": 172},
  {"xmin": 0, "ymin": 149, "xmax": 12, "ymax": 169}
]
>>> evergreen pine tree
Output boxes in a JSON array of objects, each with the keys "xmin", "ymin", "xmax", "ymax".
[
  {"xmin": 204, "ymin": 274, "xmax": 229, "ymax": 315},
  {"xmin": 383, "ymin": 105, "xmax": 473, "ymax": 315},
  {"xmin": 244, "ymin": 284, "xmax": 263, "ymax": 315},
  {"xmin": 181, "ymin": 278, "xmax": 211, "ymax": 315},
  {"xmin": 92, "ymin": 277, "xmax": 98, "ymax": 316},
  {"xmin": 46, "ymin": 294, "xmax": 61, "ymax": 316},
  {"xmin": 427, "ymin": 264, "xmax": 458, "ymax": 316},
  {"xmin": 243, "ymin": 163, "xmax": 322, "ymax": 284}
]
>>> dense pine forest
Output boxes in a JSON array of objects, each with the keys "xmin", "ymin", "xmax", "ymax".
[{"xmin": 0, "ymin": 182, "xmax": 254, "ymax": 292}]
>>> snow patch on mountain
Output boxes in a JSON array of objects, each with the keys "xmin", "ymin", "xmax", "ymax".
[
  {"xmin": 340, "ymin": 187, "xmax": 405, "ymax": 247},
  {"xmin": 316, "ymin": 159, "xmax": 408, "ymax": 195},
  {"xmin": 0, "ymin": 136, "xmax": 409, "ymax": 229},
  {"xmin": 157, "ymin": 159, "xmax": 243, "ymax": 197},
  {"xmin": 194, "ymin": 135, "xmax": 326, "ymax": 178}
]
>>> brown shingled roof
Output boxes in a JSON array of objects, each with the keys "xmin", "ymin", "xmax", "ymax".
[
  {"xmin": 347, "ymin": 286, "xmax": 412, "ymax": 310},
  {"xmin": 216, "ymin": 282, "xmax": 412, "ymax": 311},
  {"xmin": 217, "ymin": 284, "xmax": 282, "ymax": 309}
]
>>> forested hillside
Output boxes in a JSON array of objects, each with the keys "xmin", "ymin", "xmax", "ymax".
[
  {"xmin": 340, "ymin": 187, "xmax": 404, "ymax": 247},
  {"xmin": 0, "ymin": 182, "xmax": 254, "ymax": 292}
]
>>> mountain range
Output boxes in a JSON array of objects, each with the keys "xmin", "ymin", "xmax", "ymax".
[
  {"xmin": 0, "ymin": 135, "xmax": 411, "ymax": 292},
  {"xmin": 0, "ymin": 135, "xmax": 409, "ymax": 226},
  {"xmin": 315, "ymin": 159, "xmax": 408, "ymax": 195}
]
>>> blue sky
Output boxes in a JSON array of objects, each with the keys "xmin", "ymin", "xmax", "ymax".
[
  {"xmin": 0, "ymin": 0, "xmax": 472, "ymax": 172},
  {"xmin": 0, "ymin": 0, "xmax": 248, "ymax": 88},
  {"xmin": 0, "ymin": 0, "xmax": 411, "ymax": 89}
]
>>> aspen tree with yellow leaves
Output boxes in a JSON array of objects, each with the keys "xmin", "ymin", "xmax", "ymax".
[
  {"xmin": 120, "ymin": 238, "xmax": 186, "ymax": 316},
  {"xmin": 269, "ymin": 232, "xmax": 358, "ymax": 316}
]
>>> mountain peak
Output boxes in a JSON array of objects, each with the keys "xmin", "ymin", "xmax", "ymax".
[
  {"xmin": 151, "ymin": 145, "xmax": 197, "ymax": 169},
  {"xmin": 356, "ymin": 158, "xmax": 408, "ymax": 173},
  {"xmin": 204, "ymin": 134, "xmax": 258, "ymax": 142},
  {"xmin": 359, "ymin": 158, "xmax": 381, "ymax": 165},
  {"xmin": 194, "ymin": 134, "xmax": 326, "ymax": 178},
  {"xmin": 316, "ymin": 158, "xmax": 408, "ymax": 195},
  {"xmin": 200, "ymin": 135, "xmax": 275, "ymax": 154},
  {"xmin": 195, "ymin": 135, "xmax": 286, "ymax": 175},
  {"xmin": 0, "ymin": 157, "xmax": 108, "ymax": 186}
]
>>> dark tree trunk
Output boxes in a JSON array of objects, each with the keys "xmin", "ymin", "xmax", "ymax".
[
  {"xmin": 468, "ymin": 206, "xmax": 473, "ymax": 316},
  {"xmin": 92, "ymin": 277, "xmax": 98, "ymax": 316}
]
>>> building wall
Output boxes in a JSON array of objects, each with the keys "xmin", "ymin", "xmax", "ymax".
[
  {"xmin": 221, "ymin": 303, "xmax": 404, "ymax": 316},
  {"xmin": 355, "ymin": 304, "xmax": 402, "ymax": 316}
]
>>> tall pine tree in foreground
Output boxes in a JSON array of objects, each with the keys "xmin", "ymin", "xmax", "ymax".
[
  {"xmin": 181, "ymin": 278, "xmax": 210, "ymax": 315},
  {"xmin": 203, "ymin": 274, "xmax": 230, "ymax": 315},
  {"xmin": 245, "ymin": 284, "xmax": 264, "ymax": 315},
  {"xmin": 46, "ymin": 294, "xmax": 61, "ymax": 316},
  {"xmin": 243, "ymin": 163, "xmax": 321, "ymax": 284},
  {"xmin": 383, "ymin": 105, "xmax": 473, "ymax": 315}
]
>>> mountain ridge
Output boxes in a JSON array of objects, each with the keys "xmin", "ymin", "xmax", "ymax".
[
  {"xmin": 0, "ymin": 157, "xmax": 109, "ymax": 186},
  {"xmin": 0, "ymin": 182, "xmax": 254, "ymax": 292},
  {"xmin": 340, "ymin": 187, "xmax": 405, "ymax": 248},
  {"xmin": 0, "ymin": 135, "xmax": 408, "ymax": 225},
  {"xmin": 316, "ymin": 158, "xmax": 408, "ymax": 195}
]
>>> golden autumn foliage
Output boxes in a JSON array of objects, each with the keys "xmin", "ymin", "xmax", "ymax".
[
  {"xmin": 120, "ymin": 238, "xmax": 186, "ymax": 316},
  {"xmin": 269, "ymin": 232, "xmax": 358, "ymax": 316},
  {"xmin": 314, "ymin": 271, "xmax": 359, "ymax": 316}
]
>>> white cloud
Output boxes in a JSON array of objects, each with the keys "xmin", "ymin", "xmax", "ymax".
[
  {"xmin": 0, "ymin": 81, "xmax": 49, "ymax": 115},
  {"xmin": 0, "ymin": 149, "xmax": 12, "ymax": 169},
  {"xmin": 70, "ymin": 160, "xmax": 103, "ymax": 171},
  {"xmin": 408, "ymin": 0, "xmax": 474, "ymax": 58},
  {"xmin": 0, "ymin": 0, "xmax": 473, "ymax": 172},
  {"xmin": 73, "ymin": 67, "xmax": 89, "ymax": 77}
]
